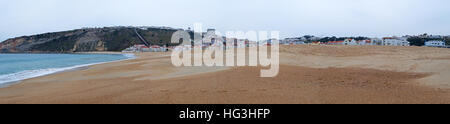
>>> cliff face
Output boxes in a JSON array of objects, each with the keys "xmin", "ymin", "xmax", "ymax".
[{"xmin": 0, "ymin": 27, "xmax": 181, "ymax": 53}]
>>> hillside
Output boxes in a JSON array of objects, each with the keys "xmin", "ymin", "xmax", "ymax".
[{"xmin": 0, "ymin": 26, "xmax": 185, "ymax": 53}]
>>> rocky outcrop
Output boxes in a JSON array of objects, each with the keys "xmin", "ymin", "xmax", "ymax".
[{"xmin": 0, "ymin": 26, "xmax": 183, "ymax": 53}]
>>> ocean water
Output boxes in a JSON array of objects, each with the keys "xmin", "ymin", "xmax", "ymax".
[{"xmin": 0, "ymin": 53, "xmax": 135, "ymax": 85}]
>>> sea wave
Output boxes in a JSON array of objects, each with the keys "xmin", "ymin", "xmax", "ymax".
[
  {"xmin": 0, "ymin": 53, "xmax": 136, "ymax": 86},
  {"xmin": 122, "ymin": 53, "xmax": 136, "ymax": 59}
]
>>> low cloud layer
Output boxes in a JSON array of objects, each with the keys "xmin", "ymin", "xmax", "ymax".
[{"xmin": 1, "ymin": 0, "xmax": 449, "ymax": 41}]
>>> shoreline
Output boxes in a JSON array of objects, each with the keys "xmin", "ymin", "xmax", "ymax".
[{"xmin": 0, "ymin": 52, "xmax": 136, "ymax": 88}]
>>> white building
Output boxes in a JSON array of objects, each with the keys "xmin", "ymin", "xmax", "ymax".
[
  {"xmin": 282, "ymin": 38, "xmax": 305, "ymax": 45},
  {"xmin": 382, "ymin": 37, "xmax": 410, "ymax": 46},
  {"xmin": 356, "ymin": 40, "xmax": 375, "ymax": 45},
  {"xmin": 370, "ymin": 38, "xmax": 383, "ymax": 45},
  {"xmin": 343, "ymin": 39, "xmax": 357, "ymax": 45},
  {"xmin": 425, "ymin": 40, "xmax": 445, "ymax": 47},
  {"xmin": 122, "ymin": 44, "xmax": 148, "ymax": 52},
  {"xmin": 122, "ymin": 44, "xmax": 168, "ymax": 52}
]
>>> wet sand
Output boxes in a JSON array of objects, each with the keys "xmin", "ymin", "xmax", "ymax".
[{"xmin": 0, "ymin": 45, "xmax": 449, "ymax": 104}]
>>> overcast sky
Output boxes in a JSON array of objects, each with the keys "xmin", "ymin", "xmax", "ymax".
[{"xmin": 1, "ymin": 0, "xmax": 449, "ymax": 41}]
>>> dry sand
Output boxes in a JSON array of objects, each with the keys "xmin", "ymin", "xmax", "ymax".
[{"xmin": 0, "ymin": 45, "xmax": 449, "ymax": 104}]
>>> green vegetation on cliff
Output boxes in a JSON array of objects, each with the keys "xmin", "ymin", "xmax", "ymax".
[{"xmin": 0, "ymin": 26, "xmax": 184, "ymax": 53}]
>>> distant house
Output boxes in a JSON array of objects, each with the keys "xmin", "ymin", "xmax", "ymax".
[
  {"xmin": 382, "ymin": 37, "xmax": 410, "ymax": 46},
  {"xmin": 122, "ymin": 44, "xmax": 167, "ymax": 52},
  {"xmin": 310, "ymin": 41, "xmax": 321, "ymax": 45},
  {"xmin": 325, "ymin": 39, "xmax": 375, "ymax": 46},
  {"xmin": 371, "ymin": 38, "xmax": 383, "ymax": 45},
  {"xmin": 326, "ymin": 41, "xmax": 344, "ymax": 45},
  {"xmin": 122, "ymin": 44, "xmax": 146, "ymax": 52},
  {"xmin": 356, "ymin": 40, "xmax": 374, "ymax": 45},
  {"xmin": 282, "ymin": 38, "xmax": 305, "ymax": 45},
  {"xmin": 293, "ymin": 41, "xmax": 305, "ymax": 45},
  {"xmin": 425, "ymin": 40, "xmax": 445, "ymax": 47},
  {"xmin": 343, "ymin": 39, "xmax": 357, "ymax": 45}
]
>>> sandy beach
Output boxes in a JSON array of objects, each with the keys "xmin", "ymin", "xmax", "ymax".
[{"xmin": 0, "ymin": 45, "xmax": 450, "ymax": 104}]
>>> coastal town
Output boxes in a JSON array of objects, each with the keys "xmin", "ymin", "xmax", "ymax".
[
  {"xmin": 121, "ymin": 29, "xmax": 449, "ymax": 53},
  {"xmin": 281, "ymin": 34, "xmax": 448, "ymax": 47}
]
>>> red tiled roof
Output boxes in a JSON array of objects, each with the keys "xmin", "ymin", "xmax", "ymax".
[{"xmin": 151, "ymin": 45, "xmax": 161, "ymax": 48}]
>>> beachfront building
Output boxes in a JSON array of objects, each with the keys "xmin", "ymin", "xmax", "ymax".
[
  {"xmin": 343, "ymin": 39, "xmax": 357, "ymax": 45},
  {"xmin": 122, "ymin": 44, "xmax": 168, "ymax": 52},
  {"xmin": 150, "ymin": 45, "xmax": 168, "ymax": 52},
  {"xmin": 326, "ymin": 39, "xmax": 374, "ymax": 46},
  {"xmin": 425, "ymin": 40, "xmax": 446, "ymax": 47},
  {"xmin": 203, "ymin": 29, "xmax": 217, "ymax": 46},
  {"xmin": 282, "ymin": 38, "xmax": 305, "ymax": 45},
  {"xmin": 356, "ymin": 40, "xmax": 375, "ymax": 45},
  {"xmin": 265, "ymin": 38, "xmax": 280, "ymax": 46},
  {"xmin": 173, "ymin": 45, "xmax": 194, "ymax": 51},
  {"xmin": 326, "ymin": 41, "xmax": 344, "ymax": 45},
  {"xmin": 310, "ymin": 41, "xmax": 321, "ymax": 45},
  {"xmin": 382, "ymin": 37, "xmax": 410, "ymax": 46},
  {"xmin": 248, "ymin": 40, "xmax": 259, "ymax": 47},
  {"xmin": 122, "ymin": 44, "xmax": 148, "ymax": 52},
  {"xmin": 371, "ymin": 38, "xmax": 383, "ymax": 45}
]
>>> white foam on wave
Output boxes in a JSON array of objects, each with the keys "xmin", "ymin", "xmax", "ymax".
[
  {"xmin": 122, "ymin": 53, "xmax": 136, "ymax": 59},
  {"xmin": 0, "ymin": 53, "xmax": 136, "ymax": 86}
]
